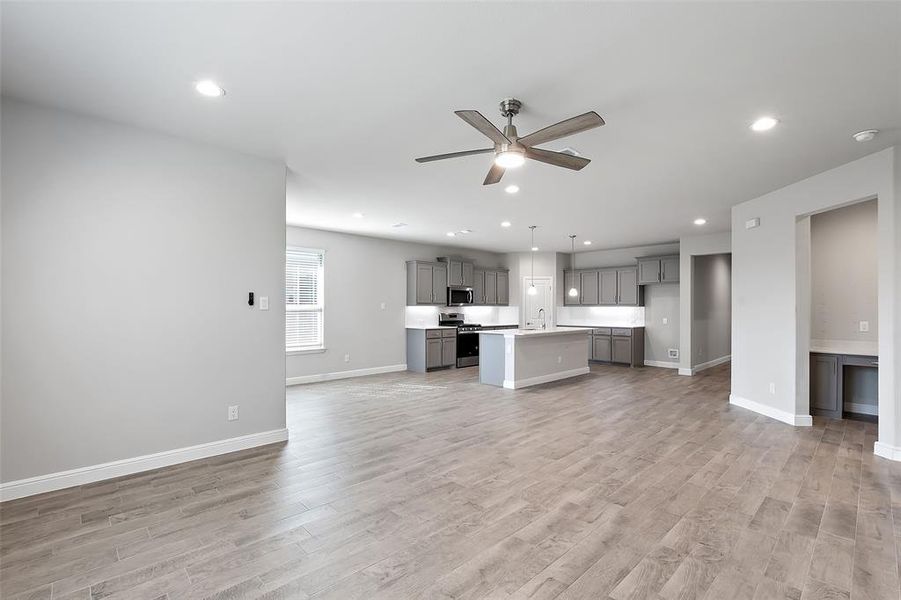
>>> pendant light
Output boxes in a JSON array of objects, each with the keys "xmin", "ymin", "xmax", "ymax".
[
  {"xmin": 568, "ymin": 235, "xmax": 579, "ymax": 297},
  {"xmin": 527, "ymin": 225, "xmax": 538, "ymax": 296}
]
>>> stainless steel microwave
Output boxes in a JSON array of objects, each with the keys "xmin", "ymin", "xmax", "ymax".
[{"xmin": 447, "ymin": 286, "xmax": 474, "ymax": 306}]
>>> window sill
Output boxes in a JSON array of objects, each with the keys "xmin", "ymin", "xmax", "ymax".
[{"xmin": 286, "ymin": 347, "xmax": 326, "ymax": 356}]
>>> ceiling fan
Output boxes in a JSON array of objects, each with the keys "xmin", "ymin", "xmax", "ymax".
[{"xmin": 415, "ymin": 98, "xmax": 605, "ymax": 185}]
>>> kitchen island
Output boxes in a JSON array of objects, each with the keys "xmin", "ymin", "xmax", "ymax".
[{"xmin": 479, "ymin": 327, "xmax": 592, "ymax": 389}]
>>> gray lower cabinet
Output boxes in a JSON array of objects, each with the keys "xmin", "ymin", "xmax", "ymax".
[
  {"xmin": 809, "ymin": 352, "xmax": 879, "ymax": 419},
  {"xmin": 406, "ymin": 261, "xmax": 448, "ymax": 305},
  {"xmin": 585, "ymin": 326, "xmax": 645, "ymax": 367},
  {"xmin": 407, "ymin": 328, "xmax": 457, "ymax": 372}
]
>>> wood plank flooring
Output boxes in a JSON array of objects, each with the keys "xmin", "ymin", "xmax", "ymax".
[{"xmin": 2, "ymin": 363, "xmax": 899, "ymax": 599}]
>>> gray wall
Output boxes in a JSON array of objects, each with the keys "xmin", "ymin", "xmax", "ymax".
[
  {"xmin": 810, "ymin": 199, "xmax": 878, "ymax": 342},
  {"xmin": 643, "ymin": 283, "xmax": 680, "ymax": 364},
  {"xmin": 285, "ymin": 226, "xmax": 506, "ymax": 380},
  {"xmin": 1, "ymin": 100, "xmax": 287, "ymax": 483},
  {"xmin": 692, "ymin": 253, "xmax": 732, "ymax": 366}
]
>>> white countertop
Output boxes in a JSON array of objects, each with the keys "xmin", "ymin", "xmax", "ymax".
[
  {"xmin": 810, "ymin": 339, "xmax": 878, "ymax": 356},
  {"xmin": 558, "ymin": 324, "xmax": 643, "ymax": 329},
  {"xmin": 480, "ymin": 327, "xmax": 592, "ymax": 338},
  {"xmin": 405, "ymin": 325, "xmax": 457, "ymax": 330}
]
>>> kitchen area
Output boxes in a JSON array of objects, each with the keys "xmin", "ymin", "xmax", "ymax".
[{"xmin": 404, "ymin": 250, "xmax": 678, "ymax": 388}]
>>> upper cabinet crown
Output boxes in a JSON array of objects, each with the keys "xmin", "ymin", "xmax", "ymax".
[
  {"xmin": 637, "ymin": 255, "xmax": 680, "ymax": 285},
  {"xmin": 563, "ymin": 266, "xmax": 643, "ymax": 306}
]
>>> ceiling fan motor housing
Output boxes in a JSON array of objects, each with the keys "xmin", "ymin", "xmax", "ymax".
[{"xmin": 499, "ymin": 98, "xmax": 522, "ymax": 117}]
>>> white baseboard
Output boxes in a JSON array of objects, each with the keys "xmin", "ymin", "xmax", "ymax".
[
  {"xmin": 286, "ymin": 363, "xmax": 406, "ymax": 386},
  {"xmin": 644, "ymin": 360, "xmax": 679, "ymax": 369},
  {"xmin": 0, "ymin": 428, "xmax": 289, "ymax": 502},
  {"xmin": 845, "ymin": 402, "xmax": 878, "ymax": 416},
  {"xmin": 874, "ymin": 442, "xmax": 901, "ymax": 462},
  {"xmin": 729, "ymin": 394, "xmax": 812, "ymax": 427},
  {"xmin": 678, "ymin": 368, "xmax": 694, "ymax": 376},
  {"xmin": 694, "ymin": 355, "xmax": 731, "ymax": 373},
  {"xmin": 503, "ymin": 367, "xmax": 590, "ymax": 389}
]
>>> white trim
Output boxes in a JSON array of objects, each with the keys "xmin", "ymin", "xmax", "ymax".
[
  {"xmin": 678, "ymin": 368, "xmax": 694, "ymax": 376},
  {"xmin": 846, "ymin": 402, "xmax": 878, "ymax": 416},
  {"xmin": 286, "ymin": 347, "xmax": 326, "ymax": 356},
  {"xmin": 503, "ymin": 367, "xmax": 590, "ymax": 389},
  {"xmin": 644, "ymin": 360, "xmax": 679, "ymax": 369},
  {"xmin": 0, "ymin": 428, "xmax": 289, "ymax": 502},
  {"xmin": 729, "ymin": 394, "xmax": 812, "ymax": 427},
  {"xmin": 874, "ymin": 441, "xmax": 901, "ymax": 462},
  {"xmin": 286, "ymin": 363, "xmax": 407, "ymax": 386},
  {"xmin": 692, "ymin": 354, "xmax": 731, "ymax": 373}
]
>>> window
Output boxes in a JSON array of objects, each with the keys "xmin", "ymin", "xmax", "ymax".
[{"xmin": 286, "ymin": 247, "xmax": 324, "ymax": 352}]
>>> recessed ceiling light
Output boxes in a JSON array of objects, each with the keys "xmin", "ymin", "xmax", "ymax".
[
  {"xmin": 459, "ymin": 229, "xmax": 472, "ymax": 234},
  {"xmin": 531, "ymin": 246, "xmax": 539, "ymax": 252},
  {"xmin": 505, "ymin": 185, "xmax": 520, "ymax": 194},
  {"xmin": 500, "ymin": 221, "xmax": 512, "ymax": 228},
  {"xmin": 352, "ymin": 212, "xmax": 364, "ymax": 218},
  {"xmin": 694, "ymin": 218, "xmax": 707, "ymax": 226},
  {"xmin": 446, "ymin": 232, "xmax": 456, "ymax": 237},
  {"xmin": 750, "ymin": 116, "xmax": 778, "ymax": 132},
  {"xmin": 194, "ymin": 79, "xmax": 225, "ymax": 98},
  {"xmin": 852, "ymin": 129, "xmax": 879, "ymax": 142},
  {"xmin": 583, "ymin": 240, "xmax": 592, "ymax": 246}
]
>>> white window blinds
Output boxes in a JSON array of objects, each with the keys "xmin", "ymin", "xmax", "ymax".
[{"xmin": 286, "ymin": 247, "xmax": 324, "ymax": 351}]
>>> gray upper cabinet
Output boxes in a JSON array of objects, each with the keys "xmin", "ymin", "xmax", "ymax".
[
  {"xmin": 497, "ymin": 271, "xmax": 509, "ymax": 305},
  {"xmin": 617, "ymin": 268, "xmax": 639, "ymax": 305},
  {"xmin": 462, "ymin": 262, "xmax": 474, "ymax": 287},
  {"xmin": 638, "ymin": 259, "xmax": 660, "ymax": 285},
  {"xmin": 406, "ymin": 260, "xmax": 448, "ymax": 306},
  {"xmin": 637, "ymin": 255, "xmax": 680, "ymax": 285},
  {"xmin": 599, "ymin": 270, "xmax": 618, "ymax": 305},
  {"xmin": 447, "ymin": 260, "xmax": 464, "ymax": 287},
  {"xmin": 485, "ymin": 271, "xmax": 498, "ymax": 304},
  {"xmin": 660, "ymin": 256, "xmax": 680, "ymax": 283},
  {"xmin": 473, "ymin": 269, "xmax": 485, "ymax": 304},
  {"xmin": 580, "ymin": 271, "xmax": 599, "ymax": 305}
]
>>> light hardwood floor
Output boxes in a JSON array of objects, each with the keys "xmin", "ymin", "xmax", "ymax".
[{"xmin": 1, "ymin": 363, "xmax": 899, "ymax": 600}]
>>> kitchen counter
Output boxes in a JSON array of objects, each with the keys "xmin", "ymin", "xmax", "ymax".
[
  {"xmin": 480, "ymin": 327, "xmax": 593, "ymax": 338},
  {"xmin": 479, "ymin": 328, "xmax": 590, "ymax": 389},
  {"xmin": 405, "ymin": 325, "xmax": 457, "ymax": 330},
  {"xmin": 810, "ymin": 339, "xmax": 878, "ymax": 356}
]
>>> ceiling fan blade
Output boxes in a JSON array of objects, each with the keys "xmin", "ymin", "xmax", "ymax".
[
  {"xmin": 525, "ymin": 147, "xmax": 591, "ymax": 171},
  {"xmin": 483, "ymin": 163, "xmax": 505, "ymax": 185},
  {"xmin": 415, "ymin": 148, "xmax": 494, "ymax": 163},
  {"xmin": 455, "ymin": 110, "xmax": 511, "ymax": 146},
  {"xmin": 517, "ymin": 111, "xmax": 605, "ymax": 147}
]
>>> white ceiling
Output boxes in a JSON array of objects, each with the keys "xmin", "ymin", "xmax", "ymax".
[{"xmin": 2, "ymin": 2, "xmax": 899, "ymax": 253}]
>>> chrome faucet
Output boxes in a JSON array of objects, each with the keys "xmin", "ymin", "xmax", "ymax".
[{"xmin": 538, "ymin": 308, "xmax": 547, "ymax": 329}]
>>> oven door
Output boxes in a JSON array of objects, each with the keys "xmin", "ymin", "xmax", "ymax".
[
  {"xmin": 447, "ymin": 287, "xmax": 474, "ymax": 306},
  {"xmin": 456, "ymin": 330, "xmax": 479, "ymax": 367}
]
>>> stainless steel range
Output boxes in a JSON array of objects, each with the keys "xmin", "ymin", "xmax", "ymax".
[{"xmin": 439, "ymin": 313, "xmax": 482, "ymax": 368}]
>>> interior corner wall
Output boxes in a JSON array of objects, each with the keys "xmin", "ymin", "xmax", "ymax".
[
  {"xmin": 285, "ymin": 226, "xmax": 507, "ymax": 381},
  {"xmin": 1, "ymin": 99, "xmax": 288, "ymax": 485},
  {"xmin": 678, "ymin": 232, "xmax": 731, "ymax": 374},
  {"xmin": 731, "ymin": 147, "xmax": 897, "ymax": 445},
  {"xmin": 691, "ymin": 254, "xmax": 732, "ymax": 367}
]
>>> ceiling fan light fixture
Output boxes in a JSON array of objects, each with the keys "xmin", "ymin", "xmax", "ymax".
[
  {"xmin": 495, "ymin": 150, "xmax": 525, "ymax": 169},
  {"xmin": 504, "ymin": 184, "xmax": 520, "ymax": 194}
]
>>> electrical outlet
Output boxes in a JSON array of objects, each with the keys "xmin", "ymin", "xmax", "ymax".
[
  {"xmin": 344, "ymin": 354, "xmax": 350, "ymax": 363},
  {"xmin": 768, "ymin": 383, "xmax": 776, "ymax": 395},
  {"xmin": 557, "ymin": 355, "xmax": 563, "ymax": 364},
  {"xmin": 668, "ymin": 348, "xmax": 679, "ymax": 359},
  {"xmin": 380, "ymin": 302, "xmax": 386, "ymax": 310},
  {"xmin": 227, "ymin": 405, "xmax": 239, "ymax": 421},
  {"xmin": 859, "ymin": 320, "xmax": 869, "ymax": 332},
  {"xmin": 662, "ymin": 317, "xmax": 668, "ymax": 325}
]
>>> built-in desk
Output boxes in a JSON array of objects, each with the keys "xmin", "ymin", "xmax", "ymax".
[{"xmin": 810, "ymin": 339, "xmax": 878, "ymax": 420}]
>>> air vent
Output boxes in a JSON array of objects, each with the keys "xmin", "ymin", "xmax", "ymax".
[
  {"xmin": 392, "ymin": 222, "xmax": 408, "ymax": 228},
  {"xmin": 668, "ymin": 348, "xmax": 679, "ymax": 359},
  {"xmin": 559, "ymin": 147, "xmax": 582, "ymax": 157}
]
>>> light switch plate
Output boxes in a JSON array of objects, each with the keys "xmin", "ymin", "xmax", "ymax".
[
  {"xmin": 227, "ymin": 405, "xmax": 239, "ymax": 421},
  {"xmin": 859, "ymin": 320, "xmax": 869, "ymax": 332},
  {"xmin": 662, "ymin": 317, "xmax": 668, "ymax": 325},
  {"xmin": 259, "ymin": 296, "xmax": 269, "ymax": 311},
  {"xmin": 745, "ymin": 217, "xmax": 760, "ymax": 230}
]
